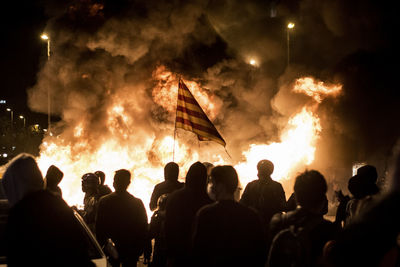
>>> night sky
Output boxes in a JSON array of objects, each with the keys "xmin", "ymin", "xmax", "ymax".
[
  {"xmin": 1, "ymin": 0, "xmax": 399, "ymax": 184},
  {"xmin": 1, "ymin": 0, "xmax": 48, "ymax": 125}
]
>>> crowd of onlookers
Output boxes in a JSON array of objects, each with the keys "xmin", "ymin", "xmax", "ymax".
[{"xmin": 1, "ymin": 152, "xmax": 400, "ymax": 267}]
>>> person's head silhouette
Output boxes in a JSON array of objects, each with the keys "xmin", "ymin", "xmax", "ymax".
[{"xmin": 113, "ymin": 169, "xmax": 131, "ymax": 192}]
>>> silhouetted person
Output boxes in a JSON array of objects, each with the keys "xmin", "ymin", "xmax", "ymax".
[
  {"xmin": 95, "ymin": 170, "xmax": 112, "ymax": 198},
  {"xmin": 192, "ymin": 165, "xmax": 267, "ymax": 267},
  {"xmin": 345, "ymin": 164, "xmax": 379, "ymax": 224},
  {"xmin": 81, "ymin": 173, "xmax": 100, "ymax": 232},
  {"xmin": 96, "ymin": 169, "xmax": 148, "ymax": 267},
  {"xmin": 149, "ymin": 162, "xmax": 183, "ymax": 211},
  {"xmin": 2, "ymin": 153, "xmax": 94, "ymax": 266},
  {"xmin": 45, "ymin": 165, "xmax": 64, "ymax": 198},
  {"xmin": 327, "ymin": 158, "xmax": 400, "ymax": 267},
  {"xmin": 240, "ymin": 159, "xmax": 286, "ymax": 231},
  {"xmin": 165, "ymin": 162, "xmax": 213, "ymax": 267},
  {"xmin": 268, "ymin": 170, "xmax": 337, "ymax": 267},
  {"xmin": 148, "ymin": 194, "xmax": 169, "ymax": 267}
]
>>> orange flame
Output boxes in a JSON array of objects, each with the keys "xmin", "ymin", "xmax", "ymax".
[
  {"xmin": 234, "ymin": 107, "xmax": 321, "ymax": 187},
  {"xmin": 294, "ymin": 77, "xmax": 342, "ymax": 103},
  {"xmin": 34, "ymin": 72, "xmax": 341, "ymax": 217}
]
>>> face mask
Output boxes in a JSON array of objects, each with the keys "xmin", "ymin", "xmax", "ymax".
[{"xmin": 207, "ymin": 183, "xmax": 216, "ymax": 201}]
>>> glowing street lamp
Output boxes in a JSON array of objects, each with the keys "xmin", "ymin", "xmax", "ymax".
[
  {"xmin": 41, "ymin": 34, "xmax": 50, "ymax": 60},
  {"xmin": 287, "ymin": 22, "xmax": 295, "ymax": 66},
  {"xmin": 19, "ymin": 115, "xmax": 26, "ymax": 128},
  {"xmin": 6, "ymin": 108, "xmax": 13, "ymax": 129},
  {"xmin": 249, "ymin": 59, "xmax": 257, "ymax": 66},
  {"xmin": 41, "ymin": 33, "xmax": 51, "ymax": 134}
]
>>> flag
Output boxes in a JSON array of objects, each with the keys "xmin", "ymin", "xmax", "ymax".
[{"xmin": 175, "ymin": 79, "xmax": 226, "ymax": 147}]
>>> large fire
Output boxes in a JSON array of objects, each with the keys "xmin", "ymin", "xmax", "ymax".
[{"xmin": 36, "ymin": 71, "xmax": 341, "ymax": 217}]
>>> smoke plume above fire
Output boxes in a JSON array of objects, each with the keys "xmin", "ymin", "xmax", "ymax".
[{"xmin": 25, "ymin": 0, "xmax": 398, "ymax": 212}]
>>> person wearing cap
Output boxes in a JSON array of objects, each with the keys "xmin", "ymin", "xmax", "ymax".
[
  {"xmin": 95, "ymin": 170, "xmax": 112, "ymax": 198},
  {"xmin": 240, "ymin": 159, "xmax": 286, "ymax": 232},
  {"xmin": 345, "ymin": 164, "xmax": 379, "ymax": 225},
  {"xmin": 81, "ymin": 172, "xmax": 100, "ymax": 232}
]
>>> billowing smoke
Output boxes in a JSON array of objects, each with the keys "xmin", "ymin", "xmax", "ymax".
[{"xmin": 28, "ymin": 0, "xmax": 399, "ymax": 204}]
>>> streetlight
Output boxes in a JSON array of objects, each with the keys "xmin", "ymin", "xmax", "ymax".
[
  {"xmin": 287, "ymin": 22, "xmax": 295, "ymax": 66},
  {"xmin": 41, "ymin": 33, "xmax": 51, "ymax": 134},
  {"xmin": 6, "ymin": 108, "xmax": 13, "ymax": 129},
  {"xmin": 19, "ymin": 115, "xmax": 26, "ymax": 128},
  {"xmin": 41, "ymin": 34, "xmax": 50, "ymax": 60}
]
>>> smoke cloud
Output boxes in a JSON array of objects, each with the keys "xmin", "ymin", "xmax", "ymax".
[{"xmin": 28, "ymin": 0, "xmax": 399, "ymax": 200}]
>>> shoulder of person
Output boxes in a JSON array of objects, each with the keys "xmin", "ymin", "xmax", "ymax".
[
  {"xmin": 155, "ymin": 181, "xmax": 166, "ymax": 188},
  {"xmin": 245, "ymin": 179, "xmax": 259, "ymax": 188},
  {"xmin": 98, "ymin": 192, "xmax": 117, "ymax": 202},
  {"xmin": 194, "ymin": 203, "xmax": 219, "ymax": 227},
  {"xmin": 166, "ymin": 187, "xmax": 184, "ymax": 201},
  {"xmin": 239, "ymin": 201, "xmax": 263, "ymax": 219},
  {"xmin": 271, "ymin": 180, "xmax": 284, "ymax": 188}
]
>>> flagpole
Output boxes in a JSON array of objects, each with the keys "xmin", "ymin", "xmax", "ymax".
[
  {"xmin": 173, "ymin": 76, "xmax": 181, "ymax": 161},
  {"xmin": 224, "ymin": 147, "xmax": 232, "ymax": 160}
]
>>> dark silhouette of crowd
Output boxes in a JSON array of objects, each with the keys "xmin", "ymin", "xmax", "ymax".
[{"xmin": 1, "ymin": 153, "xmax": 400, "ymax": 266}]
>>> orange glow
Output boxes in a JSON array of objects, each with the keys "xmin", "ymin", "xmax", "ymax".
[
  {"xmin": 34, "ymin": 73, "xmax": 341, "ymax": 218},
  {"xmin": 294, "ymin": 77, "xmax": 342, "ymax": 103},
  {"xmin": 37, "ymin": 136, "xmax": 198, "ymax": 217},
  {"xmin": 234, "ymin": 107, "xmax": 321, "ymax": 186}
]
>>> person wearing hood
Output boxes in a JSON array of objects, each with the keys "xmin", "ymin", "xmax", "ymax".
[
  {"xmin": 45, "ymin": 164, "xmax": 64, "ymax": 198},
  {"xmin": 164, "ymin": 161, "xmax": 213, "ymax": 267},
  {"xmin": 1, "ymin": 153, "xmax": 94, "ymax": 266}
]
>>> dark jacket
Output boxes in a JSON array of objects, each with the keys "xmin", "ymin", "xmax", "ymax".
[
  {"xmin": 192, "ymin": 200, "xmax": 267, "ymax": 267},
  {"xmin": 149, "ymin": 180, "xmax": 183, "ymax": 211},
  {"xmin": 98, "ymin": 184, "xmax": 112, "ymax": 198},
  {"xmin": 96, "ymin": 191, "xmax": 148, "ymax": 261},
  {"xmin": 328, "ymin": 192, "xmax": 400, "ymax": 267},
  {"xmin": 5, "ymin": 190, "xmax": 94, "ymax": 267},
  {"xmin": 149, "ymin": 209, "xmax": 167, "ymax": 267},
  {"xmin": 240, "ymin": 177, "xmax": 286, "ymax": 228},
  {"xmin": 269, "ymin": 207, "xmax": 338, "ymax": 267},
  {"xmin": 165, "ymin": 162, "xmax": 212, "ymax": 267},
  {"xmin": 165, "ymin": 187, "xmax": 212, "ymax": 266}
]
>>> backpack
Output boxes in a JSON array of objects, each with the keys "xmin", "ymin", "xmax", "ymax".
[{"xmin": 267, "ymin": 216, "xmax": 323, "ymax": 267}]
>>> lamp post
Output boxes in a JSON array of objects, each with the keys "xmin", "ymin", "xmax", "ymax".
[
  {"xmin": 41, "ymin": 33, "xmax": 51, "ymax": 134},
  {"xmin": 19, "ymin": 115, "xmax": 26, "ymax": 128},
  {"xmin": 287, "ymin": 22, "xmax": 295, "ymax": 66},
  {"xmin": 6, "ymin": 108, "xmax": 13, "ymax": 129}
]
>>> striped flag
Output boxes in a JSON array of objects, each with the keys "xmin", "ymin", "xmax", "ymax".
[{"xmin": 175, "ymin": 79, "xmax": 226, "ymax": 147}]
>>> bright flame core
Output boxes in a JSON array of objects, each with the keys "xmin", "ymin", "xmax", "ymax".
[
  {"xmin": 35, "ymin": 70, "xmax": 341, "ymax": 218},
  {"xmin": 234, "ymin": 107, "xmax": 321, "ymax": 187}
]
